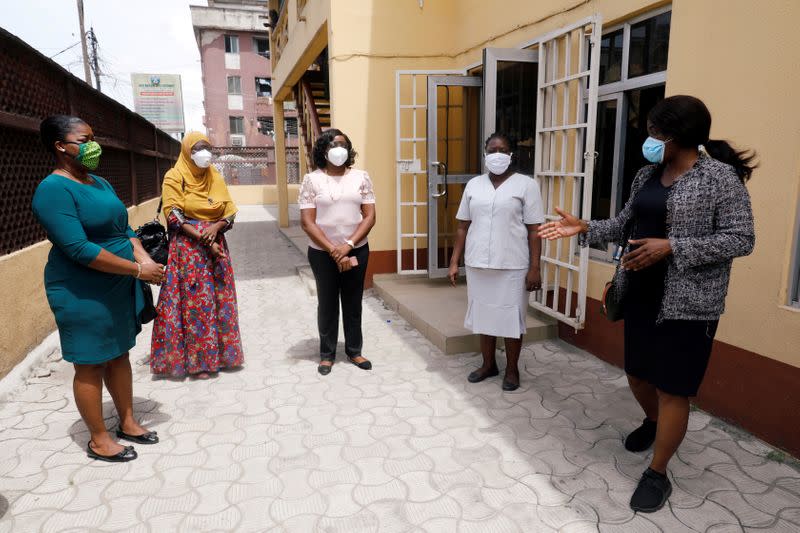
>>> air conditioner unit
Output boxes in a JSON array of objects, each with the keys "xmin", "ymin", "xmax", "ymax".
[{"xmin": 230, "ymin": 135, "xmax": 245, "ymax": 147}]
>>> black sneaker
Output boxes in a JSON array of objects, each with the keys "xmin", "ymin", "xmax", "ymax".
[
  {"xmin": 630, "ymin": 468, "xmax": 672, "ymax": 513},
  {"xmin": 625, "ymin": 418, "xmax": 657, "ymax": 452}
]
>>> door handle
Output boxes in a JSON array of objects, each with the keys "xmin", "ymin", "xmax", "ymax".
[{"xmin": 431, "ymin": 161, "xmax": 448, "ymax": 198}]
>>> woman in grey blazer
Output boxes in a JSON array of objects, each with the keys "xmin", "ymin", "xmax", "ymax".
[{"xmin": 539, "ymin": 95, "xmax": 755, "ymax": 513}]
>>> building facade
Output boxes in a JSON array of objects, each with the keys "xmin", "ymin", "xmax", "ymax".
[
  {"xmin": 192, "ymin": 0, "xmax": 288, "ymax": 148},
  {"xmin": 266, "ymin": 0, "xmax": 800, "ymax": 457}
]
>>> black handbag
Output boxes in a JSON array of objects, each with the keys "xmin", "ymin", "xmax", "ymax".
[
  {"xmin": 601, "ymin": 219, "xmax": 634, "ymax": 322},
  {"xmin": 139, "ymin": 281, "xmax": 158, "ymax": 324},
  {"xmin": 135, "ymin": 200, "xmax": 169, "ymax": 265},
  {"xmin": 601, "ymin": 272, "xmax": 625, "ymax": 322}
]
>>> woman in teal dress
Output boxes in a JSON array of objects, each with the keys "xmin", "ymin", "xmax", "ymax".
[{"xmin": 32, "ymin": 115, "xmax": 166, "ymax": 462}]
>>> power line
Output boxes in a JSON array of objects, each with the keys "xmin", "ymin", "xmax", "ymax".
[{"xmin": 49, "ymin": 41, "xmax": 82, "ymax": 59}]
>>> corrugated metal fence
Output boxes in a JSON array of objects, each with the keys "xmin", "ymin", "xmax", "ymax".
[{"xmin": 0, "ymin": 28, "xmax": 180, "ymax": 256}]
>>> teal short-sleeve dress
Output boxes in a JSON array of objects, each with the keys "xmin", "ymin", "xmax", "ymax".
[{"xmin": 32, "ymin": 174, "xmax": 145, "ymax": 364}]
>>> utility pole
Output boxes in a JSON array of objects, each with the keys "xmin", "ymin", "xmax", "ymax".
[
  {"xmin": 88, "ymin": 27, "xmax": 101, "ymax": 91},
  {"xmin": 76, "ymin": 0, "xmax": 92, "ymax": 86}
]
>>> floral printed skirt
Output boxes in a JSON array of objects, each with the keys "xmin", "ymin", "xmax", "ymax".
[{"xmin": 150, "ymin": 219, "xmax": 244, "ymax": 376}]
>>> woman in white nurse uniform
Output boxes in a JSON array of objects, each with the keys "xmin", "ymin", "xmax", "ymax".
[{"xmin": 448, "ymin": 133, "xmax": 545, "ymax": 391}]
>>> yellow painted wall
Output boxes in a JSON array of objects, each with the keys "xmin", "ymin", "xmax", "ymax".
[
  {"xmin": 228, "ymin": 184, "xmax": 300, "ymax": 206},
  {"xmin": 0, "ymin": 198, "xmax": 161, "ymax": 379},
  {"xmin": 664, "ymin": 0, "xmax": 800, "ymax": 367},
  {"xmin": 324, "ymin": 0, "xmax": 668, "ymax": 252},
  {"xmin": 276, "ymin": 0, "xmax": 800, "ymax": 367}
]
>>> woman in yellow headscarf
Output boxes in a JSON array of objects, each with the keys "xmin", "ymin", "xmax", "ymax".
[{"xmin": 150, "ymin": 132, "xmax": 244, "ymax": 379}]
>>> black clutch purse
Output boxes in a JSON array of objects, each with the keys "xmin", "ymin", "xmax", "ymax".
[
  {"xmin": 136, "ymin": 200, "xmax": 169, "ymax": 266},
  {"xmin": 139, "ymin": 281, "xmax": 157, "ymax": 324}
]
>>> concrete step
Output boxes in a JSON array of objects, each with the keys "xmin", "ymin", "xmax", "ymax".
[{"xmin": 373, "ymin": 273, "xmax": 557, "ymax": 355}]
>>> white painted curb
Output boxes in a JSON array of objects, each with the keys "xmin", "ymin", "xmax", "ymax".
[{"xmin": 0, "ymin": 330, "xmax": 60, "ymax": 402}]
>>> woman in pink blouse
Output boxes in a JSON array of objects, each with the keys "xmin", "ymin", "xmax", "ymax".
[{"xmin": 299, "ymin": 129, "xmax": 377, "ymax": 375}]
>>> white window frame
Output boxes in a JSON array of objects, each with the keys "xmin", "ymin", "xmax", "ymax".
[
  {"xmin": 224, "ymin": 35, "xmax": 240, "ymax": 54},
  {"xmin": 229, "ymin": 116, "xmax": 244, "ymax": 135},
  {"xmin": 589, "ymin": 92, "xmax": 626, "ymax": 258},
  {"xmin": 253, "ymin": 37, "xmax": 270, "ymax": 58},
  {"xmin": 227, "ymin": 76, "xmax": 242, "ymax": 95},
  {"xmin": 588, "ymin": 5, "xmax": 671, "ymax": 261}
]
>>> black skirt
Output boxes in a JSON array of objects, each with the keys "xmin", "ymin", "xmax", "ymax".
[{"xmin": 623, "ymin": 262, "xmax": 718, "ymax": 397}]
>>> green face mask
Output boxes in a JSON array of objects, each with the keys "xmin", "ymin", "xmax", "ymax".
[{"xmin": 64, "ymin": 140, "xmax": 102, "ymax": 171}]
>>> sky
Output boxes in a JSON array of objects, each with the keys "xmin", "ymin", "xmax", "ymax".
[{"xmin": 4, "ymin": 0, "xmax": 209, "ymax": 133}]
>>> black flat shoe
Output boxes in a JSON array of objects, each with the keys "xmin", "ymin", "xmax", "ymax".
[
  {"xmin": 468, "ymin": 366, "xmax": 499, "ymax": 383},
  {"xmin": 625, "ymin": 418, "xmax": 658, "ymax": 452},
  {"xmin": 347, "ymin": 356, "xmax": 372, "ymax": 370},
  {"xmin": 318, "ymin": 361, "xmax": 333, "ymax": 375},
  {"xmin": 630, "ymin": 468, "xmax": 672, "ymax": 513},
  {"xmin": 502, "ymin": 379, "xmax": 520, "ymax": 391},
  {"xmin": 116, "ymin": 429, "xmax": 159, "ymax": 445},
  {"xmin": 87, "ymin": 442, "xmax": 138, "ymax": 462}
]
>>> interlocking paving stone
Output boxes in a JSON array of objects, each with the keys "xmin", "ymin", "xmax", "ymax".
[{"xmin": 1, "ymin": 205, "xmax": 799, "ymax": 532}]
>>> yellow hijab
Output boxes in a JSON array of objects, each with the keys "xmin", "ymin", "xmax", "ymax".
[{"xmin": 161, "ymin": 131, "xmax": 238, "ymax": 221}]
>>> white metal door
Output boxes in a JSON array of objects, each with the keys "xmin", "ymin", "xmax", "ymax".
[
  {"xmin": 482, "ymin": 47, "xmax": 539, "ymax": 142},
  {"xmin": 426, "ymin": 75, "xmax": 483, "ymax": 278},
  {"xmin": 530, "ymin": 16, "xmax": 603, "ymax": 329},
  {"xmin": 395, "ymin": 70, "xmax": 461, "ymax": 274}
]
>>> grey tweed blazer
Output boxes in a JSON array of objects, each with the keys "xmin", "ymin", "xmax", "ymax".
[{"xmin": 581, "ymin": 154, "xmax": 755, "ymax": 322}]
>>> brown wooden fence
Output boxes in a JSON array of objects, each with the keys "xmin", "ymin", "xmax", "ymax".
[{"xmin": 0, "ymin": 28, "xmax": 180, "ymax": 256}]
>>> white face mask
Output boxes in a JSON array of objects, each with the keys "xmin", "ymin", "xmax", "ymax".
[
  {"xmin": 326, "ymin": 146, "xmax": 349, "ymax": 167},
  {"xmin": 191, "ymin": 149, "xmax": 213, "ymax": 168},
  {"xmin": 485, "ymin": 152, "xmax": 512, "ymax": 175}
]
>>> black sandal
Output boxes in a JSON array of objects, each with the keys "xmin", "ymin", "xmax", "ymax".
[
  {"xmin": 467, "ymin": 366, "xmax": 499, "ymax": 383},
  {"xmin": 116, "ymin": 429, "xmax": 159, "ymax": 445},
  {"xmin": 347, "ymin": 356, "xmax": 372, "ymax": 370},
  {"xmin": 87, "ymin": 441, "xmax": 138, "ymax": 462},
  {"xmin": 318, "ymin": 357, "xmax": 335, "ymax": 376}
]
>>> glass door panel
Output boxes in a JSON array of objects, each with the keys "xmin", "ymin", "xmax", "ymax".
[
  {"xmin": 483, "ymin": 48, "xmax": 539, "ymax": 175},
  {"xmin": 426, "ymin": 76, "xmax": 482, "ymax": 277}
]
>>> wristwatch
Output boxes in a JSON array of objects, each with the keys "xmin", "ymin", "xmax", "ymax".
[{"xmin": 345, "ymin": 239, "xmax": 355, "ymax": 249}]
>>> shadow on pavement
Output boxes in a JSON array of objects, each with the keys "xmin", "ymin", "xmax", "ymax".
[
  {"xmin": 67, "ymin": 397, "xmax": 171, "ymax": 449},
  {"xmin": 227, "ymin": 220, "xmax": 306, "ymax": 282}
]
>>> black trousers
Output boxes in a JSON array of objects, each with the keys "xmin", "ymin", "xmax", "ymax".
[{"xmin": 307, "ymin": 244, "xmax": 369, "ymax": 359}]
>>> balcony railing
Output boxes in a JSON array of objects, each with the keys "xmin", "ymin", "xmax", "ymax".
[{"xmin": 272, "ymin": 1, "xmax": 289, "ymax": 65}]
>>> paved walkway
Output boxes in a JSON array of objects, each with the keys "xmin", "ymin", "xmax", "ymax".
[{"xmin": 1, "ymin": 206, "xmax": 799, "ymax": 532}]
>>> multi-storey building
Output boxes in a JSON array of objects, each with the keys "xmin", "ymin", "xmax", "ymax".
[{"xmin": 191, "ymin": 0, "xmax": 296, "ymax": 149}]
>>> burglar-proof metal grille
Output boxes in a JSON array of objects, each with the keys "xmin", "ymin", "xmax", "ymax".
[
  {"xmin": 0, "ymin": 27, "xmax": 179, "ymax": 256},
  {"xmin": 211, "ymin": 146, "xmax": 300, "ymax": 185},
  {"xmin": 99, "ymin": 148, "xmax": 133, "ymax": 206},
  {"xmin": 135, "ymin": 153, "xmax": 158, "ymax": 202},
  {"xmin": 530, "ymin": 16, "xmax": 602, "ymax": 329},
  {"xmin": 0, "ymin": 127, "xmax": 49, "ymax": 255}
]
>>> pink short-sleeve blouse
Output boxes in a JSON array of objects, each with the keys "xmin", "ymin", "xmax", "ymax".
[{"xmin": 298, "ymin": 168, "xmax": 376, "ymax": 250}]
